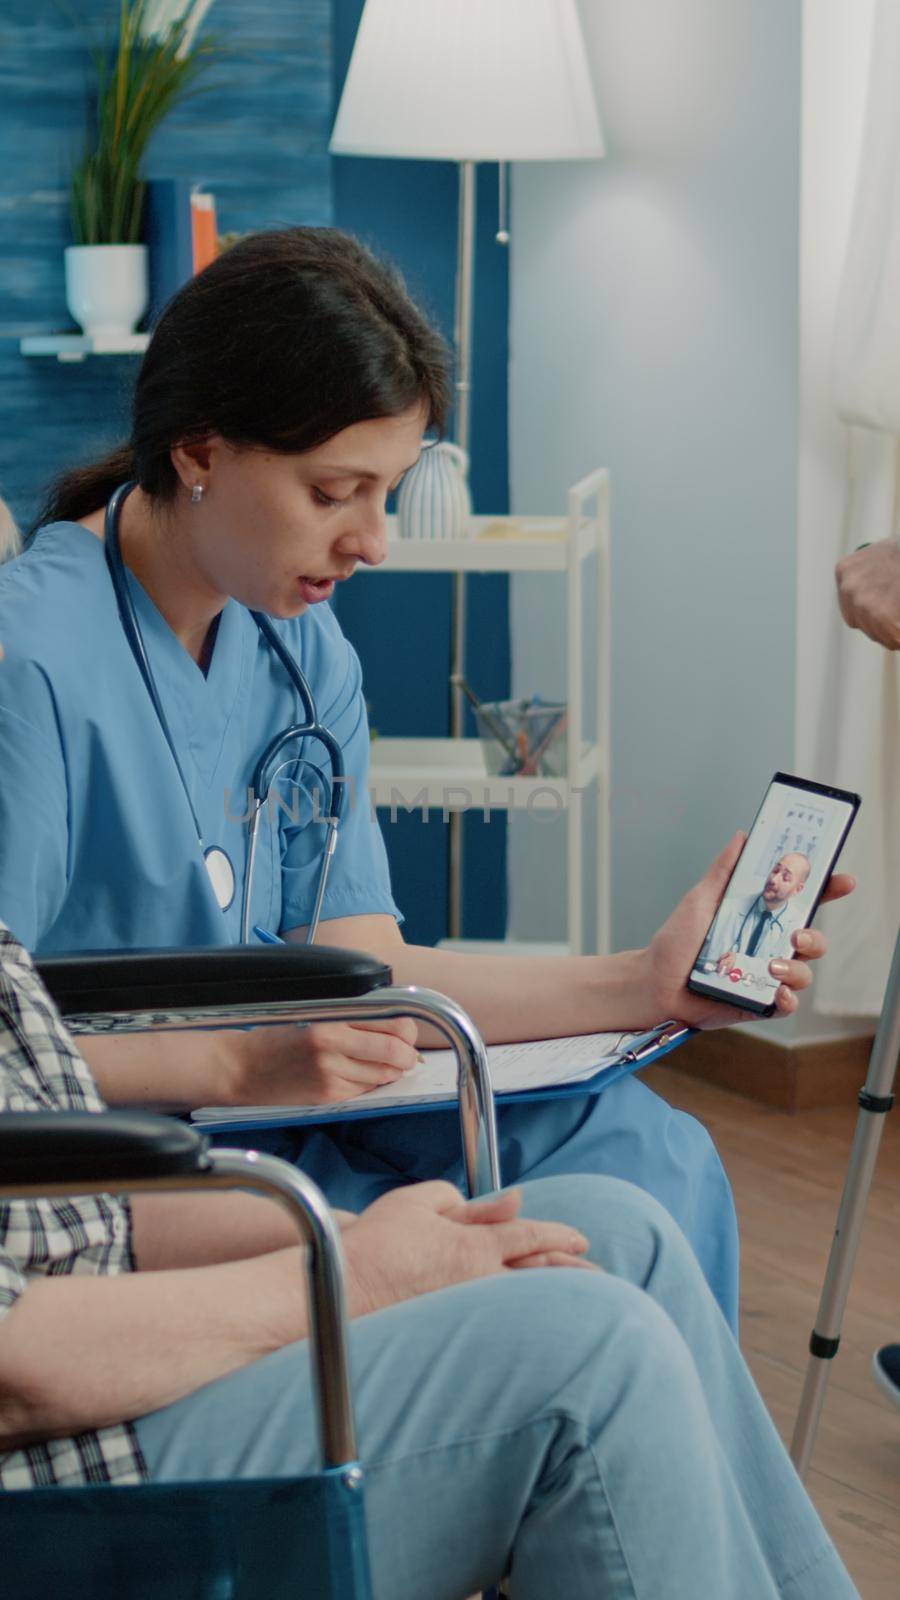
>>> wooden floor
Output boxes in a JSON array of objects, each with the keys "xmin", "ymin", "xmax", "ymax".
[{"xmin": 642, "ymin": 1062, "xmax": 900, "ymax": 1600}]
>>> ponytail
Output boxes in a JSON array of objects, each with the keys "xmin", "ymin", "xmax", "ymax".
[{"xmin": 32, "ymin": 443, "xmax": 137, "ymax": 532}]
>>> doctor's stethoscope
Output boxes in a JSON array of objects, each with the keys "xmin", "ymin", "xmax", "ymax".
[{"xmin": 103, "ymin": 481, "xmax": 346, "ymax": 944}]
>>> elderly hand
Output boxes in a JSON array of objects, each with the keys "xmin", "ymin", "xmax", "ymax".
[
  {"xmin": 227, "ymin": 1016, "xmax": 420, "ymax": 1105},
  {"xmin": 341, "ymin": 1182, "xmax": 595, "ymax": 1318},
  {"xmin": 836, "ymin": 539, "xmax": 900, "ymax": 648},
  {"xmin": 644, "ymin": 833, "xmax": 855, "ymax": 1030}
]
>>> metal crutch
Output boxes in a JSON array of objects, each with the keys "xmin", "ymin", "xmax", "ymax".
[{"xmin": 790, "ymin": 923, "xmax": 900, "ymax": 1479}]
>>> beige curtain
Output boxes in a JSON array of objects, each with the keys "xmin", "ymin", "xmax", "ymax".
[{"xmin": 815, "ymin": 0, "xmax": 900, "ymax": 1016}]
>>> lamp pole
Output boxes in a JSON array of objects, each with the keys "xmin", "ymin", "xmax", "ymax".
[{"xmin": 448, "ymin": 158, "xmax": 477, "ymax": 939}]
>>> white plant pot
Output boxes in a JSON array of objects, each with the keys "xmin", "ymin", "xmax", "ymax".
[{"xmin": 64, "ymin": 244, "xmax": 149, "ymax": 339}]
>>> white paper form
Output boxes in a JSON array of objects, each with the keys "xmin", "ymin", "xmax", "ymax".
[{"xmin": 191, "ymin": 1029, "xmax": 638, "ymax": 1125}]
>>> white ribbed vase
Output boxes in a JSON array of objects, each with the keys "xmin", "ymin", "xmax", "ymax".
[{"xmin": 396, "ymin": 441, "xmax": 472, "ymax": 540}]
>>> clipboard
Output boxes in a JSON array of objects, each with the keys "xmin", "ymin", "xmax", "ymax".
[{"xmin": 191, "ymin": 1021, "xmax": 693, "ymax": 1136}]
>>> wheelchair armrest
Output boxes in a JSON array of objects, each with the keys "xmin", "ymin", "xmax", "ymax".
[
  {"xmin": 29, "ymin": 955, "xmax": 501, "ymax": 1199},
  {"xmin": 0, "ymin": 1112, "xmax": 358, "ymax": 1465},
  {"xmin": 35, "ymin": 945, "xmax": 392, "ymax": 1017},
  {"xmin": 0, "ymin": 1111, "xmax": 208, "ymax": 1185}
]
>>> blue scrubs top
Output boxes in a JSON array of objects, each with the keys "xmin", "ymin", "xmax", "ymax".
[{"xmin": 0, "ymin": 522, "xmax": 400, "ymax": 954}]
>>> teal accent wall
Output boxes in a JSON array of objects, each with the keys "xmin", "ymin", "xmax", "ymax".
[{"xmin": 0, "ymin": 0, "xmax": 332, "ymax": 527}]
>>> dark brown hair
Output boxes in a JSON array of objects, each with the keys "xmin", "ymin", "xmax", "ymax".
[{"xmin": 37, "ymin": 227, "xmax": 451, "ymax": 527}]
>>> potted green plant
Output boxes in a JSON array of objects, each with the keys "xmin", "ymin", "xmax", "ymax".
[{"xmin": 65, "ymin": 0, "xmax": 218, "ymax": 341}]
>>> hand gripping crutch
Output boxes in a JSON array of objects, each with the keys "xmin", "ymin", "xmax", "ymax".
[{"xmin": 790, "ymin": 922, "xmax": 900, "ymax": 1479}]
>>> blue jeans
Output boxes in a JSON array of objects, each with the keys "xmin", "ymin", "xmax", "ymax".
[
  {"xmin": 240, "ymin": 1074, "xmax": 741, "ymax": 1332},
  {"xmin": 136, "ymin": 1176, "xmax": 855, "ymax": 1600}
]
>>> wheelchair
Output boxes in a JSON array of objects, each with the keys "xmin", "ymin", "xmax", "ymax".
[{"xmin": 0, "ymin": 943, "xmax": 501, "ymax": 1600}]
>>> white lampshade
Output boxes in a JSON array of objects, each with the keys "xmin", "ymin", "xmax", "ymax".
[{"xmin": 330, "ymin": 0, "xmax": 604, "ymax": 163}]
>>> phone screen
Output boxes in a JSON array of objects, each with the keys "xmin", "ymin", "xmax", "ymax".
[{"xmin": 687, "ymin": 774, "xmax": 859, "ymax": 1013}]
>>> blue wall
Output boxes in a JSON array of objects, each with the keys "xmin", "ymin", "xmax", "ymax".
[
  {"xmin": 331, "ymin": 0, "xmax": 510, "ymax": 945},
  {"xmin": 0, "ymin": 0, "xmax": 332, "ymax": 527}
]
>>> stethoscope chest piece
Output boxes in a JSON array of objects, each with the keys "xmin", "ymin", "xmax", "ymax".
[{"xmin": 204, "ymin": 846, "xmax": 236, "ymax": 911}]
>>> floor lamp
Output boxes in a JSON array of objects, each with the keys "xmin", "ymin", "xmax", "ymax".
[{"xmin": 331, "ymin": 0, "xmax": 604, "ymax": 940}]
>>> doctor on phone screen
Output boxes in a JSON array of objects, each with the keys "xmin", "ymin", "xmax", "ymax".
[{"xmin": 700, "ymin": 854, "xmax": 811, "ymax": 973}]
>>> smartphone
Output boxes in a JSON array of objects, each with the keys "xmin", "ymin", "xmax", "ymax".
[{"xmin": 686, "ymin": 772, "xmax": 860, "ymax": 1017}]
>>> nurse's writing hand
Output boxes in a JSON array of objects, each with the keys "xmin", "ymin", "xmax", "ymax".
[
  {"xmin": 642, "ymin": 833, "xmax": 855, "ymax": 1030},
  {"xmin": 229, "ymin": 1017, "xmax": 420, "ymax": 1106},
  {"xmin": 341, "ymin": 1183, "xmax": 594, "ymax": 1319}
]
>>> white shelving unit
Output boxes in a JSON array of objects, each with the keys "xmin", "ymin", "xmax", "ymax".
[
  {"xmin": 361, "ymin": 468, "xmax": 611, "ymax": 955},
  {"xmin": 20, "ymin": 333, "xmax": 150, "ymax": 362}
]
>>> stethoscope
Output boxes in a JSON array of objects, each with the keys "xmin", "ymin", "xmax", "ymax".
[{"xmin": 103, "ymin": 482, "xmax": 346, "ymax": 944}]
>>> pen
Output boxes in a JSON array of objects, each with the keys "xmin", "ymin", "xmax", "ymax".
[
  {"xmin": 519, "ymin": 710, "xmax": 567, "ymax": 777},
  {"xmin": 621, "ymin": 1021, "xmax": 689, "ymax": 1066}
]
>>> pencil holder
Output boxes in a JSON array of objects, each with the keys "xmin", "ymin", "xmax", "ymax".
[{"xmin": 475, "ymin": 698, "xmax": 568, "ymax": 778}]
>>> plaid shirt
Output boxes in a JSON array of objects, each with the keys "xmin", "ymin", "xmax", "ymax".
[{"xmin": 0, "ymin": 925, "xmax": 146, "ymax": 1488}]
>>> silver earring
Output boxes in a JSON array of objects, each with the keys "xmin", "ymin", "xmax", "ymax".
[{"xmin": 191, "ymin": 484, "xmax": 205, "ymax": 505}]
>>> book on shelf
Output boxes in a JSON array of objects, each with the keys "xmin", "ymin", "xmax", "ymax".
[
  {"xmin": 191, "ymin": 190, "xmax": 218, "ymax": 273},
  {"xmin": 144, "ymin": 181, "xmax": 219, "ymax": 326},
  {"xmin": 144, "ymin": 178, "xmax": 194, "ymax": 325}
]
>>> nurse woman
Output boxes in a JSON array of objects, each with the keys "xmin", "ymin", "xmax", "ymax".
[{"xmin": 0, "ymin": 228, "xmax": 850, "ymax": 1331}]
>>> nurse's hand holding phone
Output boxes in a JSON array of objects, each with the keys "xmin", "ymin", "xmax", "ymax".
[{"xmin": 643, "ymin": 827, "xmax": 856, "ymax": 1031}]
